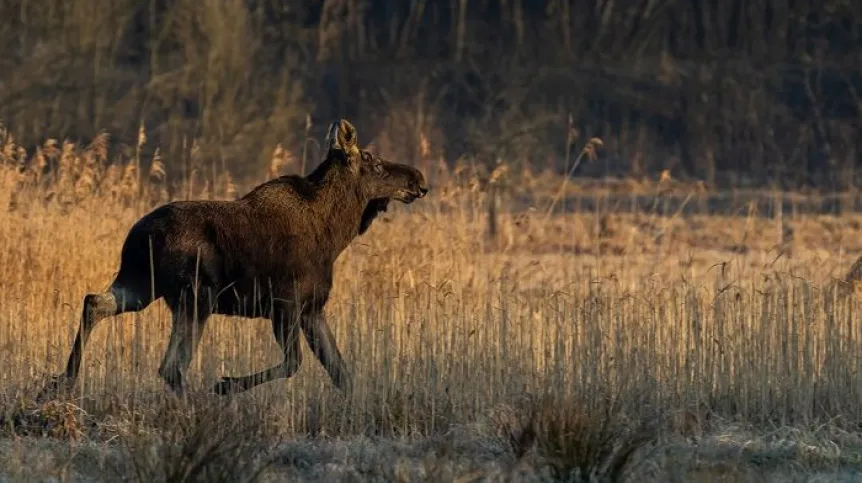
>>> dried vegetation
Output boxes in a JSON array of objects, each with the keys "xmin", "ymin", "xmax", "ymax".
[{"xmin": 2, "ymin": 126, "xmax": 862, "ymax": 481}]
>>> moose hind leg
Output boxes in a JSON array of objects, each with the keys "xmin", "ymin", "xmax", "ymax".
[
  {"xmin": 301, "ymin": 312, "xmax": 351, "ymax": 392},
  {"xmin": 213, "ymin": 309, "xmax": 304, "ymax": 395},
  {"xmin": 39, "ymin": 284, "xmax": 152, "ymax": 400}
]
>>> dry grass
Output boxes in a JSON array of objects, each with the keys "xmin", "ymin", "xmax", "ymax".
[{"xmin": 3, "ymin": 130, "xmax": 862, "ymax": 481}]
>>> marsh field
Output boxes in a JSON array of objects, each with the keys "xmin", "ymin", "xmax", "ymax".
[{"xmin": 1, "ymin": 133, "xmax": 862, "ymax": 482}]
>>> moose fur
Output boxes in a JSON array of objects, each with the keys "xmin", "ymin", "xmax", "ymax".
[{"xmin": 40, "ymin": 119, "xmax": 428, "ymax": 399}]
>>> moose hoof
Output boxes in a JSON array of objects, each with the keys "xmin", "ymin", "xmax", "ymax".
[
  {"xmin": 36, "ymin": 375, "xmax": 72, "ymax": 402},
  {"xmin": 212, "ymin": 377, "xmax": 239, "ymax": 396},
  {"xmin": 332, "ymin": 374, "xmax": 353, "ymax": 394},
  {"xmin": 161, "ymin": 383, "xmax": 189, "ymax": 402}
]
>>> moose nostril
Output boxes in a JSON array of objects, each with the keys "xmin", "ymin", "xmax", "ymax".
[{"xmin": 419, "ymin": 187, "xmax": 428, "ymax": 196}]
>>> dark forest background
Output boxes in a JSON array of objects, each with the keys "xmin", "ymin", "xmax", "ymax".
[{"xmin": 1, "ymin": 0, "xmax": 861, "ymax": 191}]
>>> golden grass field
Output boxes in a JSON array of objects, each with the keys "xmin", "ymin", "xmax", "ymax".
[{"xmin": 3, "ymin": 132, "xmax": 862, "ymax": 481}]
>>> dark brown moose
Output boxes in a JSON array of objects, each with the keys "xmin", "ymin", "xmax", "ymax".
[{"xmin": 40, "ymin": 119, "xmax": 428, "ymax": 399}]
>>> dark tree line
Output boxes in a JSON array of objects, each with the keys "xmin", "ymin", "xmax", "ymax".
[{"xmin": 1, "ymin": 0, "xmax": 860, "ymax": 189}]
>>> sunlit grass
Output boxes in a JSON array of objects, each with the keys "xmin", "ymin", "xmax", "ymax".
[{"xmin": 2, "ymin": 131, "xmax": 862, "ymax": 480}]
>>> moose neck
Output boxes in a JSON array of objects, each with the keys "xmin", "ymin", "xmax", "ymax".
[{"xmin": 304, "ymin": 162, "xmax": 369, "ymax": 260}]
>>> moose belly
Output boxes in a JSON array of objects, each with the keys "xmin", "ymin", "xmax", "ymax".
[{"xmin": 206, "ymin": 272, "xmax": 332, "ymax": 318}]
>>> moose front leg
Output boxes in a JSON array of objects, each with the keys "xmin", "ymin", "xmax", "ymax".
[
  {"xmin": 212, "ymin": 306, "xmax": 304, "ymax": 395},
  {"xmin": 301, "ymin": 311, "xmax": 351, "ymax": 392}
]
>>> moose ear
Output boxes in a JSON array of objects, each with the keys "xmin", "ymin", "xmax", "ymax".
[{"xmin": 326, "ymin": 119, "xmax": 360, "ymax": 171}]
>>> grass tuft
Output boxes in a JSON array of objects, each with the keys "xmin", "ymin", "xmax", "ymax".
[{"xmin": 118, "ymin": 397, "xmax": 278, "ymax": 483}]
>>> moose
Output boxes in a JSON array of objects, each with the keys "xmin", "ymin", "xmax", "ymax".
[{"xmin": 39, "ymin": 119, "xmax": 428, "ymax": 399}]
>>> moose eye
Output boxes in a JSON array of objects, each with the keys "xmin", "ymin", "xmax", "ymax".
[{"xmin": 373, "ymin": 163, "xmax": 385, "ymax": 175}]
